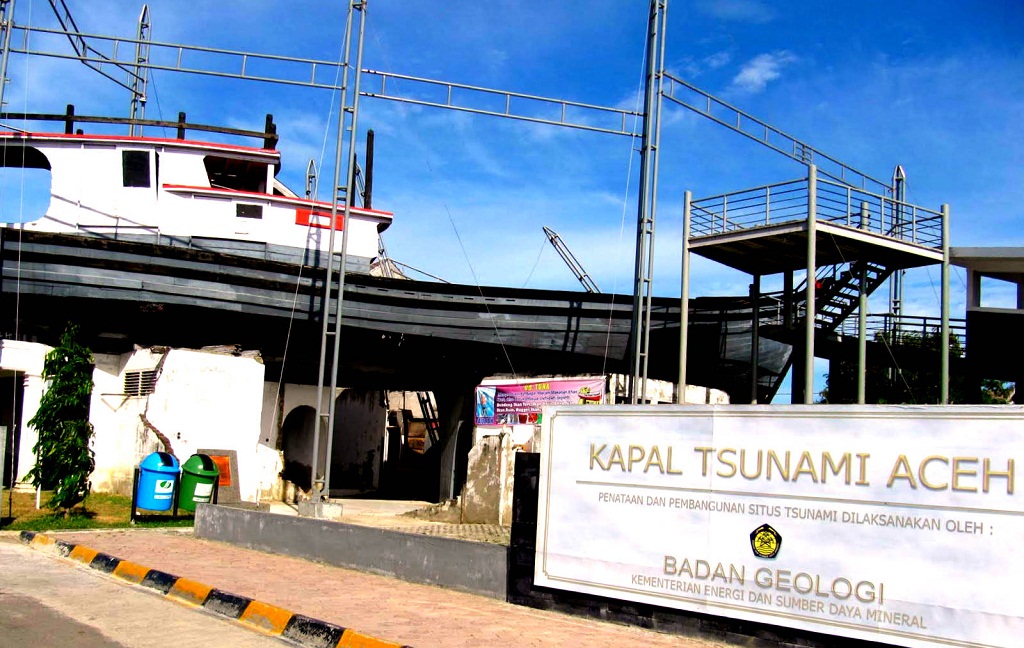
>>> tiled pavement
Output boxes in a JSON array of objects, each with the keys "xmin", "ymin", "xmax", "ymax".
[{"xmin": 11, "ymin": 510, "xmax": 734, "ymax": 648}]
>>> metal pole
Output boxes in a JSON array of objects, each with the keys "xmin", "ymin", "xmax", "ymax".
[
  {"xmin": 640, "ymin": 0, "xmax": 667, "ymax": 400},
  {"xmin": 749, "ymin": 275, "xmax": 760, "ymax": 403},
  {"xmin": 890, "ymin": 165, "xmax": 906, "ymax": 339},
  {"xmin": 940, "ymin": 203, "xmax": 950, "ymax": 404},
  {"xmin": 804, "ymin": 165, "xmax": 817, "ymax": 404},
  {"xmin": 677, "ymin": 190, "xmax": 691, "ymax": 403},
  {"xmin": 857, "ymin": 204, "xmax": 868, "ymax": 403},
  {"xmin": 783, "ymin": 271, "xmax": 793, "ymax": 329},
  {"xmin": 323, "ymin": 1, "xmax": 368, "ymax": 494},
  {"xmin": 311, "ymin": 1, "xmax": 359, "ymax": 503},
  {"xmin": 629, "ymin": 0, "xmax": 667, "ymax": 404},
  {"xmin": 0, "ymin": 0, "xmax": 16, "ymax": 112},
  {"xmin": 364, "ymin": 129, "xmax": 374, "ymax": 209}
]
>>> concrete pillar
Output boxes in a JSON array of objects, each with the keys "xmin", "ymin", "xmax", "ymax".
[
  {"xmin": 804, "ymin": 165, "xmax": 818, "ymax": 404},
  {"xmin": 750, "ymin": 275, "xmax": 761, "ymax": 404},
  {"xmin": 678, "ymin": 191, "xmax": 692, "ymax": 402}
]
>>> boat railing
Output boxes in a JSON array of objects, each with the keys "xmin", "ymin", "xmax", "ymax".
[{"xmin": 0, "ymin": 104, "xmax": 278, "ymax": 149}]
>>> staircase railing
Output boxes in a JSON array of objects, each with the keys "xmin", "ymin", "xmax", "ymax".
[{"xmin": 788, "ymin": 260, "xmax": 892, "ymax": 331}]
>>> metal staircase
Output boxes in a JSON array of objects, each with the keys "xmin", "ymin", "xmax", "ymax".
[
  {"xmin": 802, "ymin": 260, "xmax": 892, "ymax": 332},
  {"xmin": 744, "ymin": 259, "xmax": 891, "ymax": 402}
]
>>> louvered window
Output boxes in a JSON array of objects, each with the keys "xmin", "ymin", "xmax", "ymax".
[{"xmin": 124, "ymin": 370, "xmax": 157, "ymax": 396}]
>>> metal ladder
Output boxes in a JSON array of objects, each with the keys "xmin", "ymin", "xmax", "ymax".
[{"xmin": 416, "ymin": 392, "xmax": 440, "ymax": 445}]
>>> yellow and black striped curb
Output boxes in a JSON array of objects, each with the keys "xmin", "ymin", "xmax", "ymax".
[{"xmin": 19, "ymin": 531, "xmax": 411, "ymax": 648}]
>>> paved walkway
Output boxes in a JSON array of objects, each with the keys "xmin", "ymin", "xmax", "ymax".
[
  {"xmin": 13, "ymin": 526, "xmax": 733, "ymax": 648},
  {"xmin": 0, "ymin": 539, "xmax": 284, "ymax": 647}
]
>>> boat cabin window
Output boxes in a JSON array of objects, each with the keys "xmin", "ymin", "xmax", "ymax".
[
  {"xmin": 122, "ymin": 150, "xmax": 151, "ymax": 188},
  {"xmin": 0, "ymin": 144, "xmax": 51, "ymax": 223},
  {"xmin": 203, "ymin": 155, "xmax": 268, "ymax": 193}
]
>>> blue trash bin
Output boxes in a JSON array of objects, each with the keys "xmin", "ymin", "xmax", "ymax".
[{"xmin": 136, "ymin": 451, "xmax": 179, "ymax": 511}]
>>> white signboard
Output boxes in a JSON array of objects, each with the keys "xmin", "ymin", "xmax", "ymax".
[{"xmin": 535, "ymin": 405, "xmax": 1024, "ymax": 648}]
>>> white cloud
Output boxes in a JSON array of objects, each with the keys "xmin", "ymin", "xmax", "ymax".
[
  {"xmin": 675, "ymin": 51, "xmax": 732, "ymax": 80},
  {"xmin": 704, "ymin": 51, "xmax": 732, "ymax": 71},
  {"xmin": 732, "ymin": 51, "xmax": 798, "ymax": 93}
]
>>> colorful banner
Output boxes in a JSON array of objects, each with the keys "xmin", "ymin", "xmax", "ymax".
[
  {"xmin": 474, "ymin": 379, "xmax": 605, "ymax": 426},
  {"xmin": 535, "ymin": 405, "xmax": 1024, "ymax": 648}
]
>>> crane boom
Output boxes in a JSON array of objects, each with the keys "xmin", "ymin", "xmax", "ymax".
[{"xmin": 543, "ymin": 226, "xmax": 600, "ymax": 293}]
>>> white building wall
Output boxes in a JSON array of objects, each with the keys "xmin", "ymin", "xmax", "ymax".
[
  {"xmin": 89, "ymin": 351, "xmax": 152, "ymax": 495},
  {"xmin": 144, "ymin": 349, "xmax": 266, "ymax": 501},
  {"xmin": 4, "ymin": 339, "xmax": 331, "ymax": 502}
]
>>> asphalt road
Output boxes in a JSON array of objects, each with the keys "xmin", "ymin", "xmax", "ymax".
[{"xmin": 0, "ymin": 537, "xmax": 287, "ymax": 647}]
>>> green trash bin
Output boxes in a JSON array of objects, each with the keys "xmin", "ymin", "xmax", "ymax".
[{"xmin": 177, "ymin": 453, "xmax": 219, "ymax": 512}]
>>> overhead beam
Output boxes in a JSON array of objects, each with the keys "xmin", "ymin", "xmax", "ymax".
[
  {"xmin": 661, "ymin": 71, "xmax": 890, "ymax": 194},
  {"xmin": 9, "ymin": 24, "xmax": 642, "ymax": 138}
]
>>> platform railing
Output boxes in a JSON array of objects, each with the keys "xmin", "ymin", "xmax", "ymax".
[
  {"xmin": 689, "ymin": 179, "xmax": 807, "ymax": 237},
  {"xmin": 834, "ymin": 313, "xmax": 966, "ymax": 357},
  {"xmin": 690, "ymin": 174, "xmax": 944, "ymax": 251},
  {"xmin": 816, "ymin": 179, "xmax": 944, "ymax": 249}
]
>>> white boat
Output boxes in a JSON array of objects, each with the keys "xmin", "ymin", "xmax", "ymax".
[{"xmin": 2, "ymin": 112, "xmax": 392, "ymax": 271}]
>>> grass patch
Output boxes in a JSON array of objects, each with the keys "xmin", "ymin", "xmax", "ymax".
[{"xmin": 1, "ymin": 490, "xmax": 194, "ymax": 531}]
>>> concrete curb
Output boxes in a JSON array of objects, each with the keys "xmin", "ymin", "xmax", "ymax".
[{"xmin": 19, "ymin": 531, "xmax": 411, "ymax": 648}]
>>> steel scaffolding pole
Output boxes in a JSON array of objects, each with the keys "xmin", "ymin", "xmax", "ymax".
[
  {"xmin": 0, "ymin": 0, "xmax": 16, "ymax": 111},
  {"xmin": 322, "ymin": 1, "xmax": 369, "ymax": 497},
  {"xmin": 857, "ymin": 201, "xmax": 869, "ymax": 404},
  {"xmin": 629, "ymin": 0, "xmax": 667, "ymax": 403},
  {"xmin": 310, "ymin": 0, "xmax": 366, "ymax": 505},
  {"xmin": 941, "ymin": 203, "xmax": 950, "ymax": 404}
]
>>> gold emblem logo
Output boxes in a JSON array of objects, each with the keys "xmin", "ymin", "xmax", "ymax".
[{"xmin": 750, "ymin": 523, "xmax": 782, "ymax": 559}]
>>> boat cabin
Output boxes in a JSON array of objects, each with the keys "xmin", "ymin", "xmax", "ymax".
[{"xmin": 0, "ymin": 111, "xmax": 392, "ymax": 266}]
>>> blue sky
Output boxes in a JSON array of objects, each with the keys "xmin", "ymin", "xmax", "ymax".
[{"xmin": 2, "ymin": 0, "xmax": 1022, "ymax": 397}]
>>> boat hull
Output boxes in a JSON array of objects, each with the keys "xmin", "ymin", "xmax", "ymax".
[{"xmin": 0, "ymin": 228, "xmax": 792, "ymax": 400}]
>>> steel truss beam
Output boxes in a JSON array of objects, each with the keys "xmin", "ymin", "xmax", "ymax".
[
  {"xmin": 662, "ymin": 72, "xmax": 890, "ymax": 195},
  {"xmin": 7, "ymin": 24, "xmax": 642, "ymax": 138}
]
